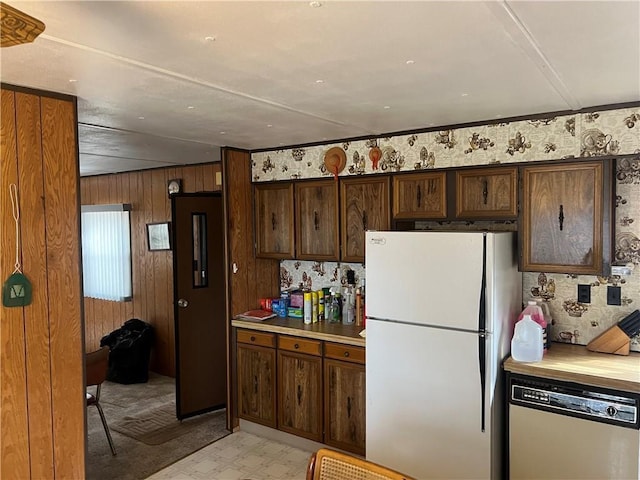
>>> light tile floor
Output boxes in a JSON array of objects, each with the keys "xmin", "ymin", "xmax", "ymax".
[{"xmin": 147, "ymin": 431, "xmax": 311, "ymax": 480}]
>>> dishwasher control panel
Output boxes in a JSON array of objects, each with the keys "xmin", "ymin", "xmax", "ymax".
[{"xmin": 509, "ymin": 374, "xmax": 640, "ymax": 429}]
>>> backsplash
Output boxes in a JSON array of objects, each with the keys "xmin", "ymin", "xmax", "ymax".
[
  {"xmin": 261, "ymin": 105, "xmax": 640, "ymax": 352},
  {"xmin": 280, "ymin": 260, "xmax": 366, "ymax": 293}
]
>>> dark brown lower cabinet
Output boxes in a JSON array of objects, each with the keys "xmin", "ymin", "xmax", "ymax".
[
  {"xmin": 236, "ymin": 329, "xmax": 366, "ymax": 452},
  {"xmin": 277, "ymin": 336, "xmax": 323, "ymax": 442},
  {"xmin": 236, "ymin": 331, "xmax": 277, "ymax": 428},
  {"xmin": 324, "ymin": 357, "xmax": 366, "ymax": 455}
]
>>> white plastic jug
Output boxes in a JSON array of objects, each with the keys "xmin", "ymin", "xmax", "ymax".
[
  {"xmin": 511, "ymin": 314, "xmax": 544, "ymax": 362},
  {"xmin": 517, "ymin": 300, "xmax": 547, "ymax": 351}
]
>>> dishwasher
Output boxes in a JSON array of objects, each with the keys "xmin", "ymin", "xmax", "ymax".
[{"xmin": 508, "ymin": 373, "xmax": 640, "ymax": 479}]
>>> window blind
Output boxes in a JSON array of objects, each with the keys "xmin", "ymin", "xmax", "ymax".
[{"xmin": 81, "ymin": 204, "xmax": 132, "ymax": 302}]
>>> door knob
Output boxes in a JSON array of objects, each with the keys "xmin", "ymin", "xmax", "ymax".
[{"xmin": 177, "ymin": 299, "xmax": 189, "ymax": 308}]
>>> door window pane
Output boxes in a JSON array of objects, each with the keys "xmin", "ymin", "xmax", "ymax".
[{"xmin": 192, "ymin": 213, "xmax": 208, "ymax": 287}]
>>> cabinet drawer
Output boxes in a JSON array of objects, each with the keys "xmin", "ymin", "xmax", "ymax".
[
  {"xmin": 278, "ymin": 335, "xmax": 322, "ymax": 356},
  {"xmin": 324, "ymin": 342, "xmax": 365, "ymax": 364},
  {"xmin": 237, "ymin": 329, "xmax": 275, "ymax": 348}
]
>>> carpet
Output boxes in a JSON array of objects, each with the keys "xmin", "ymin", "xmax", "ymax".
[
  {"xmin": 112, "ymin": 402, "xmax": 224, "ymax": 446},
  {"xmin": 86, "ymin": 373, "xmax": 231, "ymax": 480}
]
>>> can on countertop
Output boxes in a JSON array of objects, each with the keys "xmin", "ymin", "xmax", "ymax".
[{"xmin": 259, "ymin": 297, "xmax": 274, "ymax": 312}]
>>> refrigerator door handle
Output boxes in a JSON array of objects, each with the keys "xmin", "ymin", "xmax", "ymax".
[
  {"xmin": 478, "ymin": 233, "xmax": 487, "ymax": 432},
  {"xmin": 479, "ymin": 333, "xmax": 487, "ymax": 432}
]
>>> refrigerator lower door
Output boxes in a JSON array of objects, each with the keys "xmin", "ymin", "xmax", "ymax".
[{"xmin": 366, "ymin": 319, "xmax": 497, "ymax": 479}]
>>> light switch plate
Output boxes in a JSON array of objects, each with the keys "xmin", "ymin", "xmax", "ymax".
[
  {"xmin": 577, "ymin": 284, "xmax": 591, "ymax": 303},
  {"xmin": 606, "ymin": 286, "xmax": 622, "ymax": 306}
]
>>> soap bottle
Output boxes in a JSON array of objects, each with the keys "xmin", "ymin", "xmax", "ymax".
[{"xmin": 511, "ymin": 314, "xmax": 543, "ymax": 362}]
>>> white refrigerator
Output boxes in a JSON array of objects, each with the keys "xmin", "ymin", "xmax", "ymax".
[{"xmin": 365, "ymin": 231, "xmax": 521, "ymax": 479}]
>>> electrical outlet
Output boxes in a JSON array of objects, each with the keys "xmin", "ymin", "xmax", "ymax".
[
  {"xmin": 607, "ymin": 286, "xmax": 622, "ymax": 306},
  {"xmin": 577, "ymin": 284, "xmax": 591, "ymax": 303}
]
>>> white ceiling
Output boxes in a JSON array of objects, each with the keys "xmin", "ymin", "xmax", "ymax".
[{"xmin": 1, "ymin": 1, "xmax": 639, "ymax": 176}]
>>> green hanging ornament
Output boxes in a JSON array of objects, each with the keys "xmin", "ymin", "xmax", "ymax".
[
  {"xmin": 3, "ymin": 183, "xmax": 33, "ymax": 307},
  {"xmin": 2, "ymin": 272, "xmax": 32, "ymax": 307}
]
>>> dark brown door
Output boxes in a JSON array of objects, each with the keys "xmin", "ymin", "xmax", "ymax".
[
  {"xmin": 324, "ymin": 358, "xmax": 366, "ymax": 455},
  {"xmin": 277, "ymin": 350, "xmax": 323, "ymax": 442},
  {"xmin": 340, "ymin": 176, "xmax": 390, "ymax": 263},
  {"xmin": 172, "ymin": 193, "xmax": 227, "ymax": 419}
]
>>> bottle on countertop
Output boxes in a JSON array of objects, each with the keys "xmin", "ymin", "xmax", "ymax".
[
  {"xmin": 532, "ymin": 297, "xmax": 552, "ymax": 349},
  {"xmin": 323, "ymin": 287, "xmax": 331, "ymax": 321},
  {"xmin": 511, "ymin": 314, "xmax": 543, "ymax": 363},
  {"xmin": 517, "ymin": 300, "xmax": 548, "ymax": 352},
  {"xmin": 331, "ymin": 292, "xmax": 342, "ymax": 323},
  {"xmin": 311, "ymin": 291, "xmax": 319, "ymax": 323},
  {"xmin": 303, "ymin": 291, "xmax": 312, "ymax": 325},
  {"xmin": 355, "ymin": 287, "xmax": 362, "ymax": 326},
  {"xmin": 317, "ymin": 290, "xmax": 324, "ymax": 322},
  {"xmin": 342, "ymin": 286, "xmax": 354, "ymax": 325}
]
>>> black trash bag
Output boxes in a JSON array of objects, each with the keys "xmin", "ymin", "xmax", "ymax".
[{"xmin": 100, "ymin": 318, "xmax": 154, "ymax": 384}]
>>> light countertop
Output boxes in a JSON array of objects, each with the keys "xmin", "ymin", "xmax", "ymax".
[
  {"xmin": 504, "ymin": 342, "xmax": 640, "ymax": 393},
  {"xmin": 232, "ymin": 317, "xmax": 365, "ymax": 347}
]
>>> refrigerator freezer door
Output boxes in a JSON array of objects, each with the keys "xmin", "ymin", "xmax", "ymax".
[
  {"xmin": 366, "ymin": 231, "xmax": 485, "ymax": 331},
  {"xmin": 366, "ymin": 319, "xmax": 496, "ymax": 479}
]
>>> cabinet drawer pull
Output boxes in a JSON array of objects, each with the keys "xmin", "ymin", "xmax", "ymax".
[
  {"xmin": 294, "ymin": 343, "xmax": 299, "ymax": 349},
  {"xmin": 254, "ymin": 375, "xmax": 258, "ymax": 393},
  {"xmin": 417, "ymin": 185, "xmax": 422, "ymax": 207},
  {"xmin": 558, "ymin": 204, "xmax": 564, "ymax": 231},
  {"xmin": 362, "ymin": 211, "xmax": 367, "ymax": 231},
  {"xmin": 250, "ymin": 336, "xmax": 256, "ymax": 342},
  {"xmin": 271, "ymin": 213, "xmax": 277, "ymax": 230},
  {"xmin": 343, "ymin": 351, "xmax": 350, "ymax": 358},
  {"xmin": 297, "ymin": 384, "xmax": 303, "ymax": 405},
  {"xmin": 314, "ymin": 211, "xmax": 319, "ymax": 231},
  {"xmin": 347, "ymin": 396, "xmax": 352, "ymax": 418},
  {"xmin": 482, "ymin": 179, "xmax": 488, "ymax": 205}
]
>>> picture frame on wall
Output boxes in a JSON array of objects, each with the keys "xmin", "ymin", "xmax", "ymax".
[{"xmin": 146, "ymin": 222, "xmax": 171, "ymax": 251}]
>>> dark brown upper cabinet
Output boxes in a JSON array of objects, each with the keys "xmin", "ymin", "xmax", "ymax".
[
  {"xmin": 254, "ymin": 182, "xmax": 295, "ymax": 259},
  {"xmin": 519, "ymin": 160, "xmax": 613, "ymax": 275},
  {"xmin": 455, "ymin": 166, "xmax": 518, "ymax": 220},
  {"xmin": 340, "ymin": 176, "xmax": 391, "ymax": 263},
  {"xmin": 295, "ymin": 179, "xmax": 340, "ymax": 261},
  {"xmin": 392, "ymin": 171, "xmax": 447, "ymax": 220}
]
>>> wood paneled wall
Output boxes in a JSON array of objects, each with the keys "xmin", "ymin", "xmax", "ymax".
[
  {"xmin": 224, "ymin": 149, "xmax": 280, "ymax": 315},
  {"xmin": 223, "ymin": 148, "xmax": 280, "ymax": 428},
  {"xmin": 1, "ymin": 87, "xmax": 85, "ymax": 479},
  {"xmin": 80, "ymin": 163, "xmax": 221, "ymax": 376}
]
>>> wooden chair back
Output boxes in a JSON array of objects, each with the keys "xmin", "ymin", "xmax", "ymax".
[{"xmin": 306, "ymin": 448, "xmax": 415, "ymax": 480}]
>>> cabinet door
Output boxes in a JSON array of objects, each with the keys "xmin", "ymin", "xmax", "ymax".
[
  {"xmin": 520, "ymin": 160, "xmax": 612, "ymax": 275},
  {"xmin": 392, "ymin": 172, "xmax": 447, "ymax": 219},
  {"xmin": 340, "ymin": 176, "xmax": 390, "ymax": 263},
  {"xmin": 254, "ymin": 182, "xmax": 294, "ymax": 259},
  {"xmin": 277, "ymin": 350, "xmax": 323, "ymax": 441},
  {"xmin": 295, "ymin": 180, "xmax": 339, "ymax": 261},
  {"xmin": 455, "ymin": 166, "xmax": 517, "ymax": 219},
  {"xmin": 324, "ymin": 358, "xmax": 366, "ymax": 455},
  {"xmin": 237, "ymin": 343, "xmax": 276, "ymax": 428}
]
